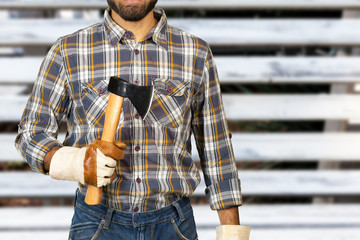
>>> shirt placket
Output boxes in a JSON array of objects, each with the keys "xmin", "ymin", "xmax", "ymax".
[{"xmin": 129, "ymin": 37, "xmax": 146, "ymax": 212}]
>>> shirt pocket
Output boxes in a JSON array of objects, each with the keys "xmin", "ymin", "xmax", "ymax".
[
  {"xmin": 147, "ymin": 78, "xmax": 190, "ymax": 128},
  {"xmin": 80, "ymin": 79, "xmax": 109, "ymax": 127}
]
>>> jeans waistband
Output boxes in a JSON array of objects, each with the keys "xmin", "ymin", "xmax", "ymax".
[{"xmin": 74, "ymin": 189, "xmax": 191, "ymax": 227}]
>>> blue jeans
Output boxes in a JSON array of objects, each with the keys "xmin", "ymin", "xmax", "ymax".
[{"xmin": 69, "ymin": 189, "xmax": 198, "ymax": 240}]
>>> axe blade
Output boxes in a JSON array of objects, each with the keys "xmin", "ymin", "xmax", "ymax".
[{"xmin": 108, "ymin": 77, "xmax": 154, "ymax": 119}]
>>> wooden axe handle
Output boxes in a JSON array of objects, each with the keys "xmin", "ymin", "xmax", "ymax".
[{"xmin": 85, "ymin": 93, "xmax": 124, "ymax": 205}]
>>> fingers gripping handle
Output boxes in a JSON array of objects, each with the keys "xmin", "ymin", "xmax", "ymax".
[{"xmin": 85, "ymin": 93, "xmax": 124, "ymax": 205}]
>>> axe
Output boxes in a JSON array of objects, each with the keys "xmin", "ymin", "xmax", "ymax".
[{"xmin": 85, "ymin": 76, "xmax": 154, "ymax": 205}]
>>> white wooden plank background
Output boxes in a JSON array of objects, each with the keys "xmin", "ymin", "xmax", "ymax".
[
  {"xmin": 6, "ymin": 133, "xmax": 360, "ymax": 162},
  {"xmin": 4, "ymin": 94, "xmax": 360, "ymax": 122},
  {"xmin": 1, "ymin": 170, "xmax": 359, "ymax": 198},
  {"xmin": 1, "ymin": 0, "xmax": 360, "ymax": 10},
  {"xmin": 216, "ymin": 57, "xmax": 360, "ymax": 83},
  {"xmin": 0, "ymin": 231, "xmax": 69, "ymax": 240},
  {"xmin": 225, "ymin": 133, "xmax": 360, "ymax": 161},
  {"xmin": 1, "ymin": 19, "xmax": 360, "ymax": 46},
  {"xmin": 223, "ymin": 94, "xmax": 360, "ymax": 120},
  {"xmin": 3, "ymin": 57, "xmax": 360, "ymax": 84},
  {"xmin": 0, "ymin": 172, "xmax": 78, "ymax": 198},
  {"xmin": 0, "ymin": 47, "xmax": 22, "ymax": 56},
  {"xmin": 194, "ymin": 204, "xmax": 360, "ymax": 228}
]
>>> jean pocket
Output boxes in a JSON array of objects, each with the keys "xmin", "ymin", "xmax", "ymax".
[
  {"xmin": 147, "ymin": 78, "xmax": 190, "ymax": 128},
  {"xmin": 69, "ymin": 219, "xmax": 104, "ymax": 240},
  {"xmin": 171, "ymin": 218, "xmax": 190, "ymax": 240}
]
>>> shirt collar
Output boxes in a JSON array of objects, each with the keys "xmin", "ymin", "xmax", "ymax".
[{"xmin": 103, "ymin": 7, "xmax": 168, "ymax": 51}]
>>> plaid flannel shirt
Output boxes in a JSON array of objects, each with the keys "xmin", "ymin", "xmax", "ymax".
[{"xmin": 15, "ymin": 8, "xmax": 242, "ymax": 211}]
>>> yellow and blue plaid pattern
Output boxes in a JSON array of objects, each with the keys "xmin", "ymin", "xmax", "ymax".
[{"xmin": 15, "ymin": 8, "xmax": 242, "ymax": 211}]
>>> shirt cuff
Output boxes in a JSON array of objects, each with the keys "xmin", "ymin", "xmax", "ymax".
[
  {"xmin": 23, "ymin": 133, "xmax": 62, "ymax": 174},
  {"xmin": 205, "ymin": 178, "xmax": 243, "ymax": 210}
]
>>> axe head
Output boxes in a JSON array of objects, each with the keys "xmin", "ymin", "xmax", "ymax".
[{"xmin": 108, "ymin": 77, "xmax": 154, "ymax": 119}]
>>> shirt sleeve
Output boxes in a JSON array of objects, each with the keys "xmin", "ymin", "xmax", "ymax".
[
  {"xmin": 191, "ymin": 46, "xmax": 243, "ymax": 210},
  {"xmin": 14, "ymin": 38, "xmax": 70, "ymax": 174}
]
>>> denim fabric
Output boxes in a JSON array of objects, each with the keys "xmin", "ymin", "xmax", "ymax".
[{"xmin": 69, "ymin": 190, "xmax": 198, "ymax": 240}]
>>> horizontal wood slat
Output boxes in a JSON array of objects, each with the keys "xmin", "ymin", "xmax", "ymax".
[
  {"xmin": 200, "ymin": 228, "xmax": 360, "ymax": 240},
  {"xmin": 1, "ymin": 170, "xmax": 359, "ymax": 198},
  {"xmin": 1, "ymin": 0, "xmax": 360, "ymax": 10},
  {"xmin": 1, "ymin": 228, "xmax": 359, "ymax": 240},
  {"xmin": 6, "ymin": 133, "xmax": 360, "ymax": 162},
  {"xmin": 4, "ymin": 94, "xmax": 360, "ymax": 122},
  {"xmin": 224, "ymin": 133, "xmax": 360, "ymax": 161},
  {"xmin": 216, "ymin": 57, "xmax": 360, "ymax": 83},
  {"xmin": 1, "ymin": 204, "xmax": 360, "ymax": 228},
  {"xmin": 223, "ymin": 94, "xmax": 360, "ymax": 120},
  {"xmin": 1, "ymin": 19, "xmax": 360, "ymax": 47},
  {"xmin": 3, "ymin": 57, "xmax": 360, "ymax": 84}
]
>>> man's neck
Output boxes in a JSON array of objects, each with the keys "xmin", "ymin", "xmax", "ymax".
[{"xmin": 110, "ymin": 9, "xmax": 158, "ymax": 43}]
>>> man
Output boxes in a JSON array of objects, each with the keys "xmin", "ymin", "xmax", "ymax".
[{"xmin": 15, "ymin": 0, "xmax": 243, "ymax": 239}]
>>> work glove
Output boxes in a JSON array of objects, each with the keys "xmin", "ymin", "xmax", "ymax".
[
  {"xmin": 49, "ymin": 139, "xmax": 127, "ymax": 188},
  {"xmin": 216, "ymin": 225, "xmax": 251, "ymax": 240}
]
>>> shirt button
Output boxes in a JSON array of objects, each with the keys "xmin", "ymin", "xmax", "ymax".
[
  {"xmin": 134, "ymin": 49, "xmax": 140, "ymax": 54},
  {"xmin": 136, "ymin": 177, "xmax": 141, "ymax": 183},
  {"xmin": 229, "ymin": 133, "xmax": 233, "ymax": 139},
  {"xmin": 98, "ymin": 88, "xmax": 104, "ymax": 94},
  {"xmin": 167, "ymin": 87, "xmax": 173, "ymax": 93},
  {"xmin": 111, "ymin": 39, "xmax": 118, "ymax": 45},
  {"xmin": 135, "ymin": 145, "xmax": 141, "ymax": 151},
  {"xmin": 134, "ymin": 207, "xmax": 139, "ymax": 212},
  {"xmin": 125, "ymin": 32, "xmax": 131, "ymax": 39},
  {"xmin": 134, "ymin": 80, "xmax": 140, "ymax": 85},
  {"xmin": 135, "ymin": 113, "xmax": 140, "ymax": 119}
]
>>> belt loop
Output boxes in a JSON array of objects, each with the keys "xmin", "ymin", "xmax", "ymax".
[
  {"xmin": 74, "ymin": 189, "xmax": 78, "ymax": 205},
  {"xmin": 172, "ymin": 201, "xmax": 185, "ymax": 222},
  {"xmin": 104, "ymin": 208, "xmax": 114, "ymax": 229},
  {"xmin": 132, "ymin": 214, "xmax": 136, "ymax": 228}
]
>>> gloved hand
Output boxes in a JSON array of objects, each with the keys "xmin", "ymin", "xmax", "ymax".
[{"xmin": 49, "ymin": 139, "xmax": 127, "ymax": 187}]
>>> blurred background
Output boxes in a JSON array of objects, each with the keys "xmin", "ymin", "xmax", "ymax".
[{"xmin": 1, "ymin": 0, "xmax": 360, "ymax": 239}]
